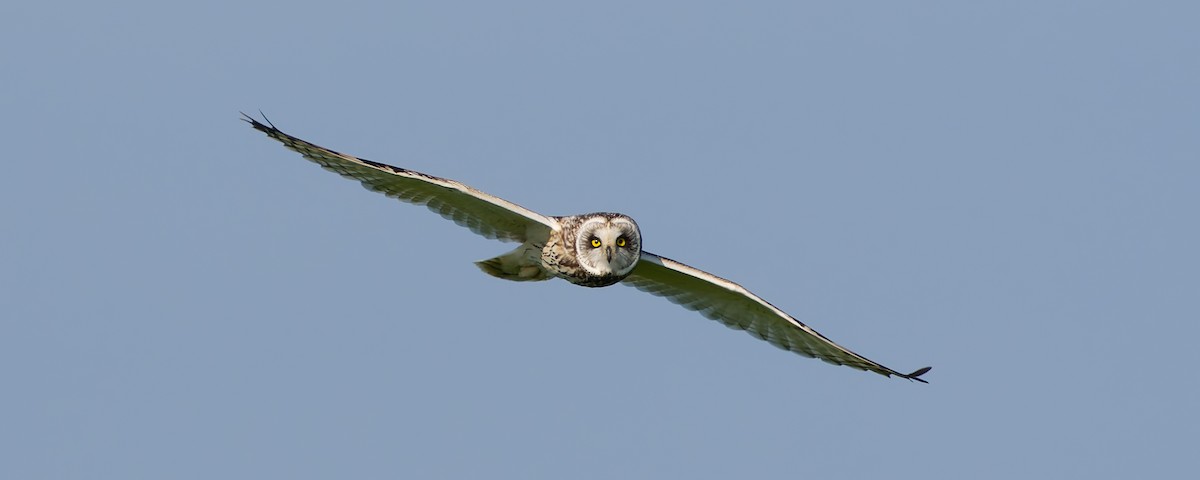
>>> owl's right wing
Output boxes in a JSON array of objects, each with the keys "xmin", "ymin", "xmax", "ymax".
[
  {"xmin": 623, "ymin": 252, "xmax": 931, "ymax": 382},
  {"xmin": 245, "ymin": 114, "xmax": 557, "ymax": 243}
]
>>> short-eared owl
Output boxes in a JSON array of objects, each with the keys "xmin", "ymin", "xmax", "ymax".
[{"xmin": 245, "ymin": 114, "xmax": 930, "ymax": 383}]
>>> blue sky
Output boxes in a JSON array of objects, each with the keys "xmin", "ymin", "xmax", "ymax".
[{"xmin": 3, "ymin": 1, "xmax": 1198, "ymax": 478}]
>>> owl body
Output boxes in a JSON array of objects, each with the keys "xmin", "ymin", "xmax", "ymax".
[
  {"xmin": 544, "ymin": 213, "xmax": 642, "ymax": 287},
  {"xmin": 477, "ymin": 212, "xmax": 642, "ymax": 288}
]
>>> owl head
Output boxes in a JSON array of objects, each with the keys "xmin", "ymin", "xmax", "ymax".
[{"xmin": 575, "ymin": 213, "xmax": 641, "ymax": 278}]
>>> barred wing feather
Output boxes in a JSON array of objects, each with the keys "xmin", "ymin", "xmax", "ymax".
[
  {"xmin": 623, "ymin": 252, "xmax": 930, "ymax": 382},
  {"xmin": 244, "ymin": 114, "xmax": 556, "ymax": 243}
]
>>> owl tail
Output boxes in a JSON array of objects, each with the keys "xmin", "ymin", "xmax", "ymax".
[{"xmin": 475, "ymin": 244, "xmax": 554, "ymax": 282}]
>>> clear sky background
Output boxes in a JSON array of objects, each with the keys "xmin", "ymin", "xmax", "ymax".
[{"xmin": 3, "ymin": 1, "xmax": 1197, "ymax": 478}]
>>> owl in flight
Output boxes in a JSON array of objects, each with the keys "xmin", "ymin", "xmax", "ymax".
[{"xmin": 244, "ymin": 114, "xmax": 930, "ymax": 383}]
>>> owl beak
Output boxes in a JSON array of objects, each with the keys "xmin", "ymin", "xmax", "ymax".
[{"xmin": 605, "ymin": 246, "xmax": 613, "ymax": 262}]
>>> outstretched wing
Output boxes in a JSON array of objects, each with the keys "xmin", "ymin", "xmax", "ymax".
[
  {"xmin": 244, "ymin": 113, "xmax": 557, "ymax": 243},
  {"xmin": 623, "ymin": 252, "xmax": 931, "ymax": 382}
]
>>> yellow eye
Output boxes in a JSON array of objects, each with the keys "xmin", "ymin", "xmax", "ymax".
[
  {"xmin": 590, "ymin": 238, "xmax": 602, "ymax": 248},
  {"xmin": 616, "ymin": 237, "xmax": 627, "ymax": 247}
]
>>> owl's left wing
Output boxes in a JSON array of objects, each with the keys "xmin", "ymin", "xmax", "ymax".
[
  {"xmin": 623, "ymin": 252, "xmax": 931, "ymax": 382},
  {"xmin": 244, "ymin": 114, "xmax": 557, "ymax": 243}
]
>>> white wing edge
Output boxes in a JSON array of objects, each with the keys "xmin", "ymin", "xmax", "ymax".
[{"xmin": 628, "ymin": 251, "xmax": 931, "ymax": 383}]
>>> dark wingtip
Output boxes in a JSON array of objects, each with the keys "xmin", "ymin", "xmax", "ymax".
[
  {"xmin": 901, "ymin": 366, "xmax": 932, "ymax": 384},
  {"xmin": 240, "ymin": 110, "xmax": 278, "ymax": 133}
]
